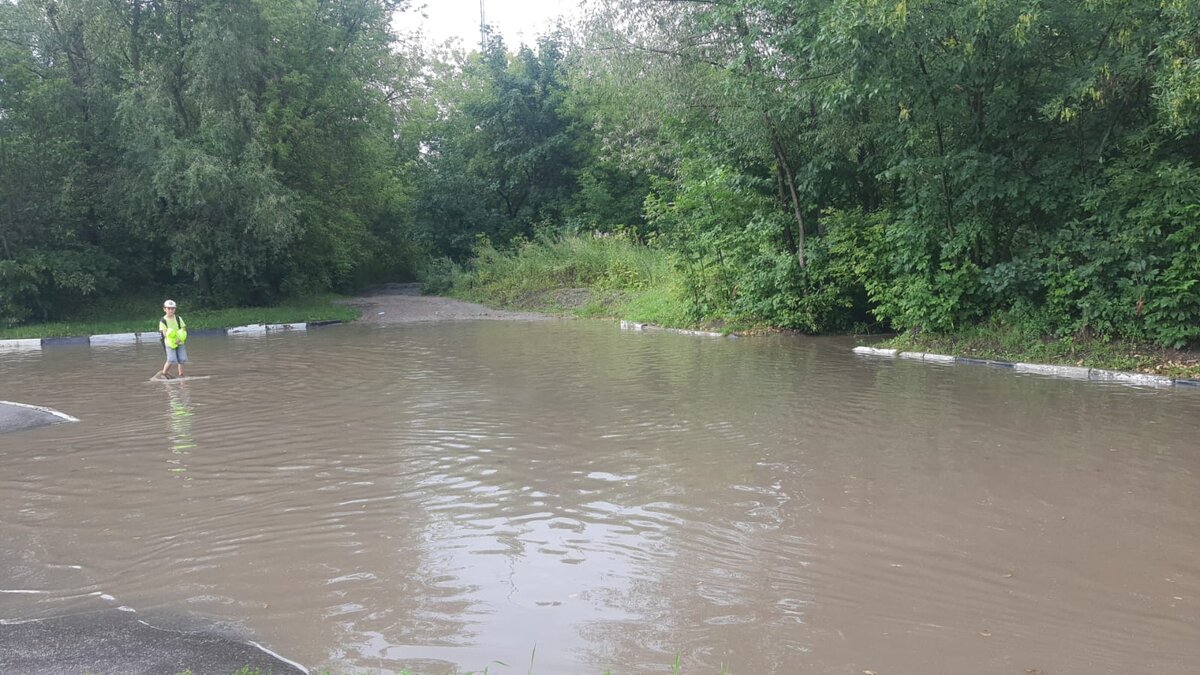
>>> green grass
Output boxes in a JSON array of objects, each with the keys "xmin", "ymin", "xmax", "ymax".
[
  {"xmin": 442, "ymin": 234, "xmax": 1200, "ymax": 378},
  {"xmin": 456, "ymin": 234, "xmax": 674, "ymax": 305},
  {"xmin": 444, "ymin": 234, "xmax": 719, "ymax": 331},
  {"xmin": 0, "ymin": 294, "xmax": 360, "ymax": 339},
  {"xmin": 882, "ymin": 323, "xmax": 1200, "ymax": 380}
]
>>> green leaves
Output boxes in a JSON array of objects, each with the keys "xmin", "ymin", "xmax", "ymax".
[
  {"xmin": 412, "ymin": 37, "xmax": 591, "ymax": 259},
  {"xmin": 560, "ymin": 0, "xmax": 1200, "ymax": 345},
  {"xmin": 0, "ymin": 0, "xmax": 417, "ymax": 318}
]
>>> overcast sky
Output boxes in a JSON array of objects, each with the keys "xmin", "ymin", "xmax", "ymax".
[{"xmin": 396, "ymin": 0, "xmax": 579, "ymax": 49}]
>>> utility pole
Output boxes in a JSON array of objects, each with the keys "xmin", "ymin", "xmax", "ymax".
[{"xmin": 479, "ymin": 0, "xmax": 486, "ymax": 48}]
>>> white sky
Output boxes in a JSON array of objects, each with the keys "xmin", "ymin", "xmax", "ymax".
[{"xmin": 396, "ymin": 0, "xmax": 579, "ymax": 49}]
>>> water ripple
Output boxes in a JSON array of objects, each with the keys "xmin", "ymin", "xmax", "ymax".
[{"xmin": 2, "ymin": 324, "xmax": 1199, "ymax": 673}]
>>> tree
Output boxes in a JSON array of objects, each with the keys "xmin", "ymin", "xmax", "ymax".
[
  {"xmin": 0, "ymin": 0, "xmax": 422, "ymax": 322},
  {"xmin": 412, "ymin": 35, "xmax": 589, "ymax": 259}
]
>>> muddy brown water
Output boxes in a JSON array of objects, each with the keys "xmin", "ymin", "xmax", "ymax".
[{"xmin": 2, "ymin": 321, "xmax": 1199, "ymax": 674}]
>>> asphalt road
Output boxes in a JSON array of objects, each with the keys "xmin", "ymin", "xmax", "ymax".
[
  {"xmin": 0, "ymin": 401, "xmax": 71, "ymax": 435},
  {"xmin": 0, "ymin": 611, "xmax": 306, "ymax": 675}
]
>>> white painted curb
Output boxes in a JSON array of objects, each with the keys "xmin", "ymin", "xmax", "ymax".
[
  {"xmin": 0, "ymin": 400, "xmax": 79, "ymax": 422},
  {"xmin": 852, "ymin": 346, "xmax": 897, "ymax": 356},
  {"xmin": 0, "ymin": 339, "xmax": 42, "ymax": 351},
  {"xmin": 1089, "ymin": 369, "xmax": 1174, "ymax": 387},
  {"xmin": 619, "ymin": 320, "xmax": 724, "ymax": 337},
  {"xmin": 1, "ymin": 322, "xmax": 319, "ymax": 356},
  {"xmin": 1014, "ymin": 363, "xmax": 1091, "ymax": 380},
  {"xmin": 898, "ymin": 351, "xmax": 956, "ymax": 362},
  {"xmin": 89, "ymin": 333, "xmax": 139, "ymax": 345},
  {"xmin": 852, "ymin": 346, "xmax": 1190, "ymax": 388}
]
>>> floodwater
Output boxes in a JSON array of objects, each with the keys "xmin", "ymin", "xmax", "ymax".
[{"xmin": 2, "ymin": 321, "xmax": 1199, "ymax": 674}]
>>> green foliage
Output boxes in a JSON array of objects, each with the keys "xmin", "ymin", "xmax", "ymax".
[
  {"xmin": 0, "ymin": 294, "xmax": 358, "ymax": 339},
  {"xmin": 411, "ymin": 36, "xmax": 594, "ymax": 259},
  {"xmin": 0, "ymin": 248, "xmax": 118, "ymax": 326},
  {"xmin": 645, "ymin": 163, "xmax": 779, "ymax": 322},
  {"xmin": 459, "ymin": 232, "xmax": 670, "ymax": 305},
  {"xmin": 567, "ymin": 0, "xmax": 1200, "ymax": 347},
  {"xmin": 792, "ymin": 209, "xmax": 887, "ymax": 333},
  {"xmin": 884, "ymin": 314, "xmax": 1200, "ymax": 381},
  {"xmin": 1038, "ymin": 157, "xmax": 1200, "ymax": 348},
  {"xmin": 4, "ymin": 0, "xmax": 1200, "ymax": 348},
  {"xmin": 644, "ymin": 166, "xmax": 883, "ymax": 333},
  {"xmin": 420, "ymin": 256, "xmax": 467, "ymax": 296},
  {"xmin": 0, "ymin": 0, "xmax": 416, "ymax": 323}
]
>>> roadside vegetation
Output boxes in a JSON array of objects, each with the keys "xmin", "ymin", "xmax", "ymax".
[
  {"xmin": 884, "ymin": 322, "xmax": 1200, "ymax": 380},
  {"xmin": 427, "ymin": 232, "xmax": 698, "ymax": 330},
  {"xmin": 0, "ymin": 295, "xmax": 358, "ymax": 340},
  {"xmin": 438, "ymin": 236, "xmax": 1200, "ymax": 378},
  {"xmin": 2, "ymin": 0, "xmax": 1198, "ymax": 368}
]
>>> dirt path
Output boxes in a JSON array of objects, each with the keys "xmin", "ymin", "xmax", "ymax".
[{"xmin": 343, "ymin": 283, "xmax": 554, "ymax": 324}]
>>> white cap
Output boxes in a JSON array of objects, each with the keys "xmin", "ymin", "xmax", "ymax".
[{"xmin": 163, "ymin": 299, "xmax": 177, "ymax": 308}]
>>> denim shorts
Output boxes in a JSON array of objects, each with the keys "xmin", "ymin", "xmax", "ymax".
[{"xmin": 165, "ymin": 343, "xmax": 188, "ymax": 364}]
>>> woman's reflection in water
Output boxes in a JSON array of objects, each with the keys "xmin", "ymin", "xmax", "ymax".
[{"xmin": 165, "ymin": 383, "xmax": 196, "ymax": 480}]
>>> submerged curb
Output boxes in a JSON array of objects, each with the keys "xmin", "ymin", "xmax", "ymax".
[
  {"xmin": 619, "ymin": 320, "xmax": 730, "ymax": 338},
  {"xmin": 0, "ymin": 321, "xmax": 344, "ymax": 352},
  {"xmin": 853, "ymin": 346, "xmax": 1194, "ymax": 388}
]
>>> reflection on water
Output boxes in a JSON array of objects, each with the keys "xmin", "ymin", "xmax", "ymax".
[
  {"xmin": 2, "ymin": 322, "xmax": 1200, "ymax": 674},
  {"xmin": 166, "ymin": 384, "xmax": 196, "ymax": 477}
]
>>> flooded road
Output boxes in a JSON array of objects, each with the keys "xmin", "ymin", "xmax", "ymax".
[{"xmin": 2, "ymin": 321, "xmax": 1199, "ymax": 674}]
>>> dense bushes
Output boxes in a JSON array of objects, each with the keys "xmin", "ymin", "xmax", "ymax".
[
  {"xmin": 5, "ymin": 0, "xmax": 1199, "ymax": 348},
  {"xmin": 0, "ymin": 0, "xmax": 416, "ymax": 325},
  {"xmin": 557, "ymin": 0, "xmax": 1200, "ymax": 346}
]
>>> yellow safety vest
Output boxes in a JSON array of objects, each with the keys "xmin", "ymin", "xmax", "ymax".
[{"xmin": 160, "ymin": 316, "xmax": 188, "ymax": 349}]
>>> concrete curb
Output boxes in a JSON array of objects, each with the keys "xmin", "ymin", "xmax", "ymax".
[
  {"xmin": 899, "ymin": 351, "xmax": 956, "ymax": 363},
  {"xmin": 41, "ymin": 336, "xmax": 89, "ymax": 347},
  {"xmin": 1014, "ymin": 363, "xmax": 1091, "ymax": 380},
  {"xmin": 852, "ymin": 346, "xmax": 898, "ymax": 357},
  {"xmin": 0, "ymin": 338, "xmax": 43, "ymax": 352},
  {"xmin": 619, "ymin": 320, "xmax": 729, "ymax": 338},
  {"xmin": 0, "ymin": 321, "xmax": 340, "ymax": 353},
  {"xmin": 0, "ymin": 400, "xmax": 80, "ymax": 423},
  {"xmin": 89, "ymin": 333, "xmax": 139, "ymax": 345},
  {"xmin": 853, "ymin": 346, "xmax": 1195, "ymax": 388}
]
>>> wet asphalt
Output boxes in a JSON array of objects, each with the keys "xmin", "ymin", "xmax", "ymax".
[{"xmin": 0, "ymin": 611, "xmax": 305, "ymax": 675}]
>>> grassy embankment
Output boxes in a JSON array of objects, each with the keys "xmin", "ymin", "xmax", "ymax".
[
  {"xmin": 882, "ymin": 324, "xmax": 1200, "ymax": 380},
  {"xmin": 439, "ymin": 234, "xmax": 1200, "ymax": 379},
  {"xmin": 433, "ymin": 234, "xmax": 699, "ymax": 330},
  {"xmin": 0, "ymin": 294, "xmax": 360, "ymax": 340}
]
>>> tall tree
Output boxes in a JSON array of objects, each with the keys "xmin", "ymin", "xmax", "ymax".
[
  {"xmin": 413, "ymin": 34, "xmax": 588, "ymax": 258},
  {"xmin": 0, "ymin": 0, "xmax": 421, "ymax": 322}
]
